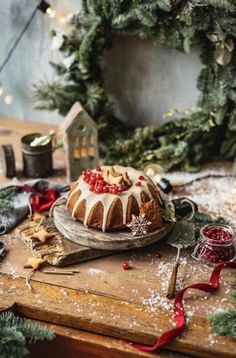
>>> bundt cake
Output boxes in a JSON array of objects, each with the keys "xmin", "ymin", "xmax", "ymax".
[{"xmin": 66, "ymin": 165, "xmax": 164, "ymax": 232}]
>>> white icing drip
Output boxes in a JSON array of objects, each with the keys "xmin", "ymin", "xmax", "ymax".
[{"xmin": 67, "ymin": 165, "xmax": 159, "ymax": 232}]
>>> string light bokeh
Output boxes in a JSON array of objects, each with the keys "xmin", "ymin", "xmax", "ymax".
[{"xmin": 0, "ymin": 1, "xmax": 72, "ymax": 107}]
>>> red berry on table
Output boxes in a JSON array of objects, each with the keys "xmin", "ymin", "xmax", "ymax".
[
  {"xmin": 139, "ymin": 175, "xmax": 145, "ymax": 180},
  {"xmin": 122, "ymin": 262, "xmax": 130, "ymax": 270},
  {"xmin": 135, "ymin": 181, "xmax": 142, "ymax": 187}
]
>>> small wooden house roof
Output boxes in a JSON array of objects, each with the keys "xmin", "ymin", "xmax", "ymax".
[{"xmin": 64, "ymin": 101, "xmax": 97, "ymax": 133}]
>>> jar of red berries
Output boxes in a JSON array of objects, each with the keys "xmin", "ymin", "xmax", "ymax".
[{"xmin": 192, "ymin": 223, "xmax": 236, "ymax": 265}]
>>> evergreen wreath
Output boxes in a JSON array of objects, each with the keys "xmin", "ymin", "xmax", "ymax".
[{"xmin": 35, "ymin": 0, "xmax": 236, "ymax": 172}]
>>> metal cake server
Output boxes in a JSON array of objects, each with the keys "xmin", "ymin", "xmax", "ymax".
[
  {"xmin": 166, "ymin": 220, "xmax": 196, "ymax": 299},
  {"xmin": 0, "ymin": 241, "xmax": 5, "ymax": 256}
]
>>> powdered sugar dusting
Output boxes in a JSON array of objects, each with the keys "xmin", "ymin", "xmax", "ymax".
[
  {"xmin": 161, "ymin": 163, "xmax": 236, "ymax": 227},
  {"xmin": 142, "ymin": 289, "xmax": 172, "ymax": 310}
]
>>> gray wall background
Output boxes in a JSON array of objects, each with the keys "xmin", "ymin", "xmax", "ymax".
[{"xmin": 0, "ymin": 0, "xmax": 202, "ymax": 126}]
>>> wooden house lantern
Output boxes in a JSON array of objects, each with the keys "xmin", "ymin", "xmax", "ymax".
[{"xmin": 64, "ymin": 102, "xmax": 99, "ymax": 182}]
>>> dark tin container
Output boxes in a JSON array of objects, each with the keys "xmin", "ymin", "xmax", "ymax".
[{"xmin": 21, "ymin": 133, "xmax": 53, "ymax": 178}]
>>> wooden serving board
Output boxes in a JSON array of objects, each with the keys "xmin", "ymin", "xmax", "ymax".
[
  {"xmin": 53, "ymin": 204, "xmax": 172, "ymax": 250},
  {"xmin": 19, "ymin": 219, "xmax": 115, "ymax": 267}
]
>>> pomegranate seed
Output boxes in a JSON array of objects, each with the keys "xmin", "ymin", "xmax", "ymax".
[
  {"xmin": 89, "ymin": 178, "xmax": 97, "ymax": 185},
  {"xmin": 89, "ymin": 185, "xmax": 95, "ymax": 192},
  {"xmin": 135, "ymin": 181, "xmax": 142, "ymax": 187},
  {"xmin": 110, "ymin": 186, "xmax": 118, "ymax": 194},
  {"xmin": 139, "ymin": 175, "xmax": 145, "ymax": 180},
  {"xmin": 95, "ymin": 186, "xmax": 104, "ymax": 193},
  {"xmin": 122, "ymin": 262, "xmax": 130, "ymax": 270},
  {"xmin": 98, "ymin": 178, "xmax": 105, "ymax": 185}
]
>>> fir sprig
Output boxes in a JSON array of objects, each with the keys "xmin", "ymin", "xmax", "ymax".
[
  {"xmin": 208, "ymin": 272, "xmax": 236, "ymax": 340},
  {"xmin": 0, "ymin": 187, "xmax": 17, "ymax": 213},
  {"xmin": 0, "ymin": 187, "xmax": 17, "ymax": 200},
  {"xmin": 0, "ymin": 311, "xmax": 55, "ymax": 358},
  {"xmin": 209, "ymin": 310, "xmax": 236, "ymax": 339}
]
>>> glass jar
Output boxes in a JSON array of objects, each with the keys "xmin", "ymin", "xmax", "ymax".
[{"xmin": 192, "ymin": 223, "xmax": 236, "ymax": 265}]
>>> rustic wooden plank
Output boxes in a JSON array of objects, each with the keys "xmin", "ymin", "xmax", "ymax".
[
  {"xmin": 0, "ymin": 273, "xmax": 235, "ymax": 358},
  {"xmin": 1, "ymin": 234, "xmax": 234, "ymax": 311},
  {"xmin": 28, "ymin": 322, "xmax": 184, "ymax": 358},
  {"xmin": 53, "ymin": 204, "xmax": 172, "ymax": 250},
  {"xmin": 19, "ymin": 218, "xmax": 115, "ymax": 266}
]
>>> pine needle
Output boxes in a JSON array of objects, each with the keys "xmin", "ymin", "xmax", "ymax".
[
  {"xmin": 209, "ymin": 310, "xmax": 236, "ymax": 339},
  {"xmin": 0, "ymin": 311, "xmax": 55, "ymax": 357}
]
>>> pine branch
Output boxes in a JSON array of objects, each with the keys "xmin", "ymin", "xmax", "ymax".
[
  {"xmin": 0, "ymin": 187, "xmax": 17, "ymax": 200},
  {"xmin": 0, "ymin": 312, "xmax": 55, "ymax": 357},
  {"xmin": 209, "ymin": 310, "xmax": 236, "ymax": 339}
]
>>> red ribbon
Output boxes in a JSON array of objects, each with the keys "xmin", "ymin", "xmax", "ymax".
[
  {"xmin": 133, "ymin": 261, "xmax": 236, "ymax": 351},
  {"xmin": 22, "ymin": 185, "xmax": 60, "ymax": 213}
]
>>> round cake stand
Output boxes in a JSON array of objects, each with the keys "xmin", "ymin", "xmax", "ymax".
[{"xmin": 53, "ymin": 204, "xmax": 173, "ymax": 251}]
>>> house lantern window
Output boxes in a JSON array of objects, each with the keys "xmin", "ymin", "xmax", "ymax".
[{"xmin": 64, "ymin": 102, "xmax": 99, "ymax": 182}]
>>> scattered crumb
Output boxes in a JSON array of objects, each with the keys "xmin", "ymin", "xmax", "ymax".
[{"xmin": 87, "ymin": 268, "xmax": 103, "ymax": 275}]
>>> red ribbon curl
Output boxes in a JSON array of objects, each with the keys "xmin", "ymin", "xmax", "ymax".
[
  {"xmin": 133, "ymin": 261, "xmax": 236, "ymax": 351},
  {"xmin": 22, "ymin": 185, "xmax": 60, "ymax": 212}
]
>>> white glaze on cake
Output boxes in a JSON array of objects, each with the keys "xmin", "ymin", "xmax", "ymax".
[{"xmin": 67, "ymin": 165, "xmax": 162, "ymax": 232}]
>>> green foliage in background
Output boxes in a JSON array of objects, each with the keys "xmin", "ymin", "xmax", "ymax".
[
  {"xmin": 35, "ymin": 0, "xmax": 236, "ymax": 171},
  {"xmin": 0, "ymin": 311, "xmax": 55, "ymax": 357}
]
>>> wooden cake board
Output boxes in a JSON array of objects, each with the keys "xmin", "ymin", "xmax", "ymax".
[{"xmin": 53, "ymin": 203, "xmax": 173, "ymax": 251}]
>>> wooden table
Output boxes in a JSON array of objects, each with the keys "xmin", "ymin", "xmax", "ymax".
[{"xmin": 0, "ymin": 117, "xmax": 235, "ymax": 358}]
